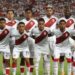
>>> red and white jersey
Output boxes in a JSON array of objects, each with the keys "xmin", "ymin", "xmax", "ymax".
[
  {"xmin": 59, "ymin": 16, "xmax": 75, "ymax": 30},
  {"xmin": 21, "ymin": 18, "xmax": 38, "ymax": 35},
  {"xmin": 0, "ymin": 26, "xmax": 11, "ymax": 52},
  {"xmin": 5, "ymin": 18, "xmax": 19, "ymax": 30},
  {"xmin": 42, "ymin": 15, "xmax": 58, "ymax": 31},
  {"xmin": 11, "ymin": 29, "xmax": 32, "ymax": 51},
  {"xmin": 31, "ymin": 27, "xmax": 51, "ymax": 54},
  {"xmin": 53, "ymin": 29, "xmax": 75, "ymax": 48}
]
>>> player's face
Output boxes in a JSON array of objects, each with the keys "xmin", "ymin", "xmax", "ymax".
[
  {"xmin": 6, "ymin": 11, "xmax": 14, "ymax": 20},
  {"xmin": 17, "ymin": 24, "xmax": 25, "ymax": 34},
  {"xmin": 25, "ymin": 10, "xmax": 32, "ymax": 19},
  {"xmin": 38, "ymin": 21, "xmax": 45, "ymax": 31},
  {"xmin": 59, "ymin": 21, "xmax": 66, "ymax": 30},
  {"xmin": 45, "ymin": 8, "xmax": 53, "ymax": 17},
  {"xmin": 0, "ymin": 20, "xmax": 6, "ymax": 29},
  {"xmin": 64, "ymin": 9, "xmax": 71, "ymax": 18}
]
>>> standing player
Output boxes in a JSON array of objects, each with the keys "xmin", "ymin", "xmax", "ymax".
[
  {"xmin": 42, "ymin": 4, "xmax": 58, "ymax": 74},
  {"xmin": 11, "ymin": 22, "xmax": 33, "ymax": 75},
  {"xmin": 0, "ymin": 18, "xmax": 11, "ymax": 75},
  {"xmin": 31, "ymin": 18, "xmax": 51, "ymax": 75},
  {"xmin": 42, "ymin": 4, "xmax": 58, "ymax": 56},
  {"xmin": 4, "ymin": 9, "xmax": 19, "ymax": 75},
  {"xmin": 59, "ymin": 6, "xmax": 75, "ymax": 75},
  {"xmin": 21, "ymin": 8, "xmax": 38, "ymax": 75}
]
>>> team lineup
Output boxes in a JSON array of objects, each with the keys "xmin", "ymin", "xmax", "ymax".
[{"xmin": 0, "ymin": 4, "xmax": 75, "ymax": 75}]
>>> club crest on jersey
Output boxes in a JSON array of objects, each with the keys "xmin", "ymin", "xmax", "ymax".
[
  {"xmin": 44, "ymin": 31, "xmax": 47, "ymax": 35},
  {"xmin": 4, "ymin": 30, "xmax": 8, "ymax": 34},
  {"xmin": 52, "ymin": 18, "xmax": 56, "ymax": 22},
  {"xmin": 65, "ymin": 33, "xmax": 68, "ymax": 37},
  {"xmin": 23, "ymin": 35, "xmax": 26, "ymax": 39},
  {"xmin": 30, "ymin": 21, "xmax": 34, "ymax": 25}
]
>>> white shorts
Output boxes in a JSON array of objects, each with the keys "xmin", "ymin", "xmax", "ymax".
[
  {"xmin": 28, "ymin": 38, "xmax": 35, "ymax": 58},
  {"xmin": 48, "ymin": 36, "xmax": 56, "ymax": 56},
  {"xmin": 0, "ymin": 45, "xmax": 10, "ymax": 59},
  {"xmin": 53, "ymin": 47, "xmax": 72, "ymax": 59},
  {"xmin": 3, "ymin": 52, "xmax": 10, "ymax": 59},
  {"xmin": 34, "ymin": 51, "xmax": 50, "ymax": 63},
  {"xmin": 13, "ymin": 47, "xmax": 30, "ymax": 59}
]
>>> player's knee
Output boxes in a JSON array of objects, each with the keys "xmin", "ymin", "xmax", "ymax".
[
  {"xmin": 59, "ymin": 56, "xmax": 65, "ymax": 62},
  {"xmin": 52, "ymin": 56, "xmax": 54, "ymax": 61},
  {"xmin": 29, "ymin": 58, "xmax": 34, "ymax": 65},
  {"xmin": 5, "ymin": 59, "xmax": 10, "ymax": 67},
  {"xmin": 13, "ymin": 58, "xmax": 17, "ymax": 63}
]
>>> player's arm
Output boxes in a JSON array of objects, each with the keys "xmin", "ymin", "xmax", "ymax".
[
  {"xmin": 68, "ymin": 29, "xmax": 75, "ymax": 40},
  {"xmin": 30, "ymin": 29, "xmax": 36, "ymax": 39}
]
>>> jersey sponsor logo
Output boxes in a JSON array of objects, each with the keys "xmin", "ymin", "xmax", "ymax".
[
  {"xmin": 45, "ymin": 18, "xmax": 56, "ymax": 27},
  {"xmin": 0, "ymin": 29, "xmax": 9, "ymax": 41},
  {"xmin": 25, "ymin": 20, "xmax": 35, "ymax": 31},
  {"xmin": 15, "ymin": 34, "xmax": 28, "ymax": 45},
  {"xmin": 5, "ymin": 20, "xmax": 16, "ymax": 26},
  {"xmin": 56, "ymin": 32, "xmax": 69, "ymax": 44},
  {"xmin": 35, "ymin": 30, "xmax": 48, "ymax": 43},
  {"xmin": 66, "ymin": 19, "xmax": 74, "ymax": 28}
]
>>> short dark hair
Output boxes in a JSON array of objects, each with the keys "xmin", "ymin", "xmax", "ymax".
[
  {"xmin": 0, "ymin": 18, "xmax": 6, "ymax": 22},
  {"xmin": 38, "ymin": 18, "xmax": 45, "ymax": 22},
  {"xmin": 25, "ymin": 8, "xmax": 33, "ymax": 12},
  {"xmin": 18, "ymin": 22, "xmax": 25, "ymax": 26},
  {"xmin": 59, "ymin": 20, "xmax": 66, "ymax": 24},
  {"xmin": 6, "ymin": 9, "xmax": 14, "ymax": 14}
]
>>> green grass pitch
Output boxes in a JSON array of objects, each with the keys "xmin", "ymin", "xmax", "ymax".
[{"xmin": 0, "ymin": 54, "xmax": 68, "ymax": 75}]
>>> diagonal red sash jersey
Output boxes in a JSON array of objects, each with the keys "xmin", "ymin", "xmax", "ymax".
[
  {"xmin": 0, "ymin": 29, "xmax": 9, "ymax": 41},
  {"xmin": 5, "ymin": 20, "xmax": 16, "ymax": 26},
  {"xmin": 15, "ymin": 34, "xmax": 28, "ymax": 45},
  {"xmin": 35, "ymin": 30, "xmax": 48, "ymax": 44},
  {"xmin": 56, "ymin": 32, "xmax": 70, "ymax": 44},
  {"xmin": 25, "ymin": 20, "xmax": 35, "ymax": 31},
  {"xmin": 66, "ymin": 19, "xmax": 74, "ymax": 28},
  {"xmin": 45, "ymin": 18, "xmax": 56, "ymax": 27}
]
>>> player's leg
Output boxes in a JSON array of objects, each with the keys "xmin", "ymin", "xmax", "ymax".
[
  {"xmin": 72, "ymin": 51, "xmax": 75, "ymax": 75},
  {"xmin": 3, "ymin": 56, "xmax": 6, "ymax": 75},
  {"xmin": 43, "ymin": 54, "xmax": 50, "ymax": 75},
  {"xmin": 4, "ymin": 52, "xmax": 10, "ymax": 75},
  {"xmin": 29, "ymin": 38, "xmax": 35, "ymax": 75},
  {"xmin": 29, "ymin": 58, "xmax": 34, "ymax": 74},
  {"xmin": 12, "ymin": 48, "xmax": 20, "ymax": 75},
  {"xmin": 66, "ymin": 50, "xmax": 72, "ymax": 75},
  {"xmin": 23, "ymin": 49, "xmax": 31, "ymax": 75},
  {"xmin": 53, "ymin": 48, "xmax": 60, "ymax": 75},
  {"xmin": 20, "ymin": 57, "xmax": 25, "ymax": 75},
  {"xmin": 59, "ymin": 55, "xmax": 65, "ymax": 75},
  {"xmin": 34, "ymin": 51, "xmax": 41, "ymax": 75}
]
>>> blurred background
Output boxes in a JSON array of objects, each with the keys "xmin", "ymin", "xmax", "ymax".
[{"xmin": 0, "ymin": 0, "xmax": 75, "ymax": 18}]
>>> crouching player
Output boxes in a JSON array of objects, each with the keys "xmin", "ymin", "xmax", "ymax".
[
  {"xmin": 0, "ymin": 18, "xmax": 11, "ymax": 75},
  {"xmin": 31, "ymin": 18, "xmax": 51, "ymax": 75},
  {"xmin": 11, "ymin": 22, "xmax": 33, "ymax": 75},
  {"xmin": 52, "ymin": 19, "xmax": 75, "ymax": 75}
]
